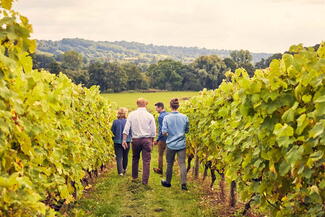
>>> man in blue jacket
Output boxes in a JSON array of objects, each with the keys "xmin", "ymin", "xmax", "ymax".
[
  {"xmin": 153, "ymin": 102, "xmax": 169, "ymax": 175},
  {"xmin": 161, "ymin": 98, "xmax": 189, "ymax": 190}
]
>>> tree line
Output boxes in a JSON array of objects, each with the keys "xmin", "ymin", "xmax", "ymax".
[
  {"xmin": 37, "ymin": 38, "xmax": 273, "ymax": 63},
  {"xmin": 31, "ymin": 49, "xmax": 283, "ymax": 92}
]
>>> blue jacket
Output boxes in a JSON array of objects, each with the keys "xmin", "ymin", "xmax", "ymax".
[
  {"xmin": 162, "ymin": 112, "xmax": 189, "ymax": 150},
  {"xmin": 157, "ymin": 111, "xmax": 169, "ymax": 142},
  {"xmin": 111, "ymin": 119, "xmax": 131, "ymax": 144}
]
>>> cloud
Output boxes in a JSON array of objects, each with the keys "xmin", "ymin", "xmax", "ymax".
[
  {"xmin": 14, "ymin": 0, "xmax": 325, "ymax": 53},
  {"xmin": 269, "ymin": 0, "xmax": 325, "ymax": 4}
]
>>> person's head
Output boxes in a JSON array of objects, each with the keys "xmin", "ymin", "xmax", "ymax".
[
  {"xmin": 154, "ymin": 102, "xmax": 165, "ymax": 113},
  {"xmin": 117, "ymin": 107, "xmax": 128, "ymax": 119},
  {"xmin": 136, "ymin": 98, "xmax": 148, "ymax": 108},
  {"xmin": 170, "ymin": 98, "xmax": 180, "ymax": 111}
]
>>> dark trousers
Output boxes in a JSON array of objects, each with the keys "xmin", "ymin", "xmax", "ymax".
[
  {"xmin": 132, "ymin": 138, "xmax": 153, "ymax": 184},
  {"xmin": 114, "ymin": 143, "xmax": 130, "ymax": 174},
  {"xmin": 157, "ymin": 141, "xmax": 167, "ymax": 173},
  {"xmin": 166, "ymin": 148, "xmax": 187, "ymax": 185}
]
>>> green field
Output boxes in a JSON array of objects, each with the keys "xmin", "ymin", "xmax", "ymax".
[{"xmin": 103, "ymin": 91, "xmax": 198, "ymax": 111}]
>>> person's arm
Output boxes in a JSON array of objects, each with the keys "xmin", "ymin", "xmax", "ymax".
[
  {"xmin": 128, "ymin": 128, "xmax": 132, "ymax": 141},
  {"xmin": 122, "ymin": 133, "xmax": 128, "ymax": 143},
  {"xmin": 156, "ymin": 115, "xmax": 163, "ymax": 142},
  {"xmin": 149, "ymin": 115, "xmax": 156, "ymax": 141},
  {"xmin": 185, "ymin": 116, "xmax": 189, "ymax": 133},
  {"xmin": 111, "ymin": 120, "xmax": 116, "ymax": 138},
  {"xmin": 111, "ymin": 120, "xmax": 115, "ymax": 133},
  {"xmin": 122, "ymin": 117, "xmax": 131, "ymax": 149},
  {"xmin": 162, "ymin": 117, "xmax": 168, "ymax": 137}
]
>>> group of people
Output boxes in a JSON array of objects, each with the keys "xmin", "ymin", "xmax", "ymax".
[{"xmin": 111, "ymin": 98, "xmax": 189, "ymax": 190}]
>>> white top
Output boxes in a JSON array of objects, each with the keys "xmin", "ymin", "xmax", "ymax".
[{"xmin": 123, "ymin": 107, "xmax": 156, "ymax": 139}]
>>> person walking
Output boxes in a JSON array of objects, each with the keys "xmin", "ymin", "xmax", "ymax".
[
  {"xmin": 111, "ymin": 108, "xmax": 131, "ymax": 176},
  {"xmin": 161, "ymin": 98, "xmax": 189, "ymax": 190},
  {"xmin": 122, "ymin": 98, "xmax": 156, "ymax": 185},
  {"xmin": 153, "ymin": 102, "xmax": 169, "ymax": 175}
]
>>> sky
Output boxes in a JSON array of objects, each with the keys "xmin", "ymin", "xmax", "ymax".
[{"xmin": 14, "ymin": 0, "xmax": 325, "ymax": 53}]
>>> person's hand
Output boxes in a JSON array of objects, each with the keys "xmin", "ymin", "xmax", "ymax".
[
  {"xmin": 153, "ymin": 141, "xmax": 158, "ymax": 145},
  {"xmin": 122, "ymin": 141, "xmax": 128, "ymax": 150}
]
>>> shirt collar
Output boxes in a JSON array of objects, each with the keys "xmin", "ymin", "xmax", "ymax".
[{"xmin": 137, "ymin": 107, "xmax": 147, "ymax": 110}]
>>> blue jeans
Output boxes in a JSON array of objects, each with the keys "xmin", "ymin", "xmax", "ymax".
[
  {"xmin": 114, "ymin": 143, "xmax": 130, "ymax": 174},
  {"xmin": 166, "ymin": 148, "xmax": 187, "ymax": 185}
]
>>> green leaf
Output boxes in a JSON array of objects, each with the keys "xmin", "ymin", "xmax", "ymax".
[
  {"xmin": 309, "ymin": 151, "xmax": 323, "ymax": 162},
  {"xmin": 0, "ymin": 174, "xmax": 18, "ymax": 187},
  {"xmin": 282, "ymin": 102, "xmax": 299, "ymax": 122},
  {"xmin": 310, "ymin": 185, "xmax": 320, "ymax": 195},
  {"xmin": 315, "ymin": 102, "xmax": 325, "ymax": 117},
  {"xmin": 309, "ymin": 122, "xmax": 324, "ymax": 139},
  {"xmin": 58, "ymin": 185, "xmax": 70, "ymax": 199},
  {"xmin": 277, "ymin": 136, "xmax": 295, "ymax": 148},
  {"xmin": 302, "ymin": 95, "xmax": 312, "ymax": 103},
  {"xmin": 319, "ymin": 180, "xmax": 325, "ymax": 189},
  {"xmin": 279, "ymin": 160, "xmax": 290, "ymax": 176},
  {"xmin": 286, "ymin": 146, "xmax": 303, "ymax": 166},
  {"xmin": 296, "ymin": 114, "xmax": 309, "ymax": 135},
  {"xmin": 314, "ymin": 95, "xmax": 325, "ymax": 103},
  {"xmin": 274, "ymin": 123, "xmax": 294, "ymax": 137}
]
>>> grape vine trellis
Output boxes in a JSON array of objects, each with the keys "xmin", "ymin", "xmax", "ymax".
[
  {"xmin": 0, "ymin": 0, "xmax": 115, "ymax": 216},
  {"xmin": 180, "ymin": 44, "xmax": 325, "ymax": 216}
]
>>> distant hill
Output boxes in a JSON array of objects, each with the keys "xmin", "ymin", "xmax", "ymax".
[{"xmin": 36, "ymin": 38, "xmax": 273, "ymax": 64}]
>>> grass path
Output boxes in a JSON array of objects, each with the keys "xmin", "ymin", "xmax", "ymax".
[{"xmin": 69, "ymin": 148, "xmax": 215, "ymax": 217}]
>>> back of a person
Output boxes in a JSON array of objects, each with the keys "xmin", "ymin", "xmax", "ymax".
[
  {"xmin": 161, "ymin": 98, "xmax": 189, "ymax": 190},
  {"xmin": 153, "ymin": 103, "xmax": 169, "ymax": 175},
  {"xmin": 114, "ymin": 118, "xmax": 127, "ymax": 133},
  {"xmin": 159, "ymin": 111, "xmax": 169, "ymax": 122},
  {"xmin": 111, "ymin": 108, "xmax": 130, "ymax": 176},
  {"xmin": 112, "ymin": 118, "xmax": 131, "ymax": 143},
  {"xmin": 165, "ymin": 112, "xmax": 187, "ymax": 139},
  {"xmin": 128, "ymin": 108, "xmax": 155, "ymax": 138},
  {"xmin": 164, "ymin": 111, "xmax": 188, "ymax": 150},
  {"xmin": 122, "ymin": 98, "xmax": 156, "ymax": 185}
]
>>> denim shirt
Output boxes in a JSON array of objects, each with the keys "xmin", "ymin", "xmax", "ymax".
[
  {"xmin": 162, "ymin": 112, "xmax": 189, "ymax": 150},
  {"xmin": 111, "ymin": 119, "xmax": 131, "ymax": 144},
  {"xmin": 157, "ymin": 111, "xmax": 169, "ymax": 142}
]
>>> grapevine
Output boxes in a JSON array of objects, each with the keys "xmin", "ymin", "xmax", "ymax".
[
  {"xmin": 181, "ymin": 43, "xmax": 325, "ymax": 216},
  {"xmin": 0, "ymin": 1, "xmax": 115, "ymax": 216}
]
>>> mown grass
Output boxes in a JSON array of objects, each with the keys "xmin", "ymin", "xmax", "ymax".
[
  {"xmin": 102, "ymin": 91, "xmax": 198, "ymax": 111},
  {"xmin": 69, "ymin": 149, "xmax": 214, "ymax": 217}
]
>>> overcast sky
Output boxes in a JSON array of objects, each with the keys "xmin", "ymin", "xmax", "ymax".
[{"xmin": 15, "ymin": 0, "xmax": 325, "ymax": 53}]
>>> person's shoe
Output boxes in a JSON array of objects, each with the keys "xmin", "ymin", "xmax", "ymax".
[
  {"xmin": 119, "ymin": 173, "xmax": 124, "ymax": 176},
  {"xmin": 153, "ymin": 168, "xmax": 163, "ymax": 175},
  {"xmin": 181, "ymin": 184, "xmax": 188, "ymax": 191},
  {"xmin": 161, "ymin": 180, "xmax": 171, "ymax": 188},
  {"xmin": 123, "ymin": 169, "xmax": 127, "ymax": 175}
]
